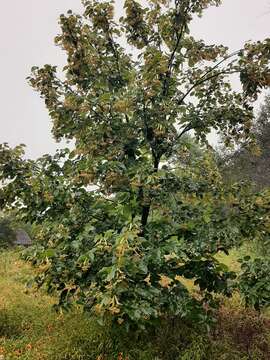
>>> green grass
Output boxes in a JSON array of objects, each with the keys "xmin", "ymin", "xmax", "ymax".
[
  {"xmin": 0, "ymin": 250, "xmax": 111, "ymax": 360},
  {"xmin": 0, "ymin": 248, "xmax": 270, "ymax": 360}
]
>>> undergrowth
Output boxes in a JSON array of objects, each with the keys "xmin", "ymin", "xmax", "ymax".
[{"xmin": 0, "ymin": 249, "xmax": 269, "ymax": 359}]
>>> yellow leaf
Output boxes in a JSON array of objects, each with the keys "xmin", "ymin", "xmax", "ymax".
[
  {"xmin": 96, "ymin": 356, "xmax": 104, "ymax": 360},
  {"xmin": 109, "ymin": 305, "xmax": 121, "ymax": 314},
  {"xmin": 144, "ymin": 274, "xmax": 151, "ymax": 286},
  {"xmin": 117, "ymin": 317, "xmax": 124, "ymax": 325},
  {"xmin": 255, "ymin": 197, "xmax": 264, "ymax": 206},
  {"xmin": 118, "ymin": 353, "xmax": 124, "ymax": 360},
  {"xmin": 164, "ymin": 252, "xmax": 177, "ymax": 262},
  {"xmin": 94, "ymin": 304, "xmax": 103, "ymax": 314},
  {"xmin": 159, "ymin": 274, "xmax": 173, "ymax": 288}
]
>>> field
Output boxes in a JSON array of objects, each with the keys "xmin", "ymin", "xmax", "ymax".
[{"xmin": 0, "ymin": 248, "xmax": 270, "ymax": 360}]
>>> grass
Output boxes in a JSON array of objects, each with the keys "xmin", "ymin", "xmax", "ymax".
[
  {"xmin": 0, "ymin": 248, "xmax": 270, "ymax": 360},
  {"xmin": 0, "ymin": 250, "xmax": 110, "ymax": 360}
]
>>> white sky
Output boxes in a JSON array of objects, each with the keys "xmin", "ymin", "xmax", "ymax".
[{"xmin": 0, "ymin": 0, "xmax": 269, "ymax": 158}]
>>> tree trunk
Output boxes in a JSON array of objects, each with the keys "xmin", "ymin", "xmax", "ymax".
[{"xmin": 140, "ymin": 155, "xmax": 160, "ymax": 235}]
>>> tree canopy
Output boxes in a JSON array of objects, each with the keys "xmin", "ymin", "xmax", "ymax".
[{"xmin": 1, "ymin": 0, "xmax": 270, "ymax": 329}]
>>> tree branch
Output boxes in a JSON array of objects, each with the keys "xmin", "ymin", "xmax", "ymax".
[
  {"xmin": 166, "ymin": 123, "xmax": 193, "ymax": 156},
  {"xmin": 178, "ymin": 70, "xmax": 238, "ymax": 105},
  {"xmin": 162, "ymin": 3, "xmax": 191, "ymax": 96},
  {"xmin": 107, "ymin": 30, "xmax": 122, "ymax": 79},
  {"xmin": 177, "ymin": 50, "xmax": 241, "ymax": 105},
  {"xmin": 162, "ymin": 30, "xmax": 184, "ymax": 96}
]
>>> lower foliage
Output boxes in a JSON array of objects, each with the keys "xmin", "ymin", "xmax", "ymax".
[
  {"xmin": 2, "ymin": 142, "xmax": 270, "ymax": 331},
  {"xmin": 238, "ymin": 257, "xmax": 270, "ymax": 311},
  {"xmin": 1, "ymin": 250, "xmax": 270, "ymax": 360},
  {"xmin": 0, "ymin": 216, "xmax": 15, "ymax": 249}
]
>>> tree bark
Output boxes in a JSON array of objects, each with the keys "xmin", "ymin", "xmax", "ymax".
[
  {"xmin": 140, "ymin": 155, "xmax": 160, "ymax": 235},
  {"xmin": 141, "ymin": 205, "xmax": 150, "ymax": 229}
]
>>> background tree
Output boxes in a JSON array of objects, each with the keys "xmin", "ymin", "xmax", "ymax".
[
  {"xmin": 221, "ymin": 94, "xmax": 270, "ymax": 190},
  {"xmin": 1, "ymin": 0, "xmax": 270, "ymax": 328},
  {"xmin": 0, "ymin": 214, "xmax": 15, "ymax": 249}
]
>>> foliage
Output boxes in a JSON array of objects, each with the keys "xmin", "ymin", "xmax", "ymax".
[
  {"xmin": 221, "ymin": 94, "xmax": 270, "ymax": 190},
  {"xmin": 1, "ymin": 250, "xmax": 270, "ymax": 360},
  {"xmin": 238, "ymin": 256, "xmax": 270, "ymax": 312},
  {"xmin": 0, "ymin": 215, "xmax": 16, "ymax": 249},
  {"xmin": 1, "ymin": 0, "xmax": 270, "ymax": 329}
]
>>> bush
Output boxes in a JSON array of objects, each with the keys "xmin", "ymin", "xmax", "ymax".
[
  {"xmin": 238, "ymin": 257, "xmax": 270, "ymax": 311},
  {"xmin": 212, "ymin": 306, "xmax": 270, "ymax": 359},
  {"xmin": 0, "ymin": 216, "xmax": 15, "ymax": 249}
]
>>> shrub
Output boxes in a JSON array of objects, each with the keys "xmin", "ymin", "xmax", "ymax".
[
  {"xmin": 0, "ymin": 216, "xmax": 15, "ymax": 249},
  {"xmin": 238, "ymin": 257, "xmax": 270, "ymax": 311},
  {"xmin": 212, "ymin": 306, "xmax": 270, "ymax": 359}
]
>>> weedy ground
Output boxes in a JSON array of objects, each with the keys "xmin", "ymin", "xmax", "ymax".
[{"xmin": 0, "ymin": 248, "xmax": 270, "ymax": 360}]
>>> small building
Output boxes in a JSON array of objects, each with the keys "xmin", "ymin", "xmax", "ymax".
[{"xmin": 14, "ymin": 229, "xmax": 32, "ymax": 247}]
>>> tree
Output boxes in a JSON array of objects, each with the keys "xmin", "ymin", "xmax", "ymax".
[
  {"xmin": 0, "ymin": 214, "xmax": 15, "ymax": 249},
  {"xmin": 221, "ymin": 94, "xmax": 270, "ymax": 190},
  {"xmin": 1, "ymin": 0, "xmax": 270, "ymax": 329}
]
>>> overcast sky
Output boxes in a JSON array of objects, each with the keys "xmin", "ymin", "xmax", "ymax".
[{"xmin": 0, "ymin": 0, "xmax": 269, "ymax": 159}]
